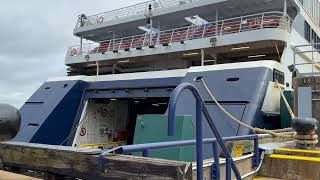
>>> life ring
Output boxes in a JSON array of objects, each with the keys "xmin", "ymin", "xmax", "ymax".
[
  {"xmin": 249, "ymin": 18, "xmax": 262, "ymax": 29},
  {"xmin": 80, "ymin": 127, "xmax": 87, "ymax": 136},
  {"xmin": 69, "ymin": 48, "xmax": 77, "ymax": 56},
  {"xmin": 97, "ymin": 17, "xmax": 104, "ymax": 24}
]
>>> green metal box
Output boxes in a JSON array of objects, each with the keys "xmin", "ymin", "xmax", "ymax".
[
  {"xmin": 133, "ymin": 115, "xmax": 194, "ymax": 162},
  {"xmin": 280, "ymin": 90, "xmax": 294, "ymax": 128}
]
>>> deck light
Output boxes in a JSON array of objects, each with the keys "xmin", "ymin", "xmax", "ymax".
[
  {"xmin": 248, "ymin": 54, "xmax": 266, "ymax": 58},
  {"xmin": 118, "ymin": 60, "xmax": 130, "ymax": 63},
  {"xmin": 110, "ymin": 99, "xmax": 117, "ymax": 101},
  {"xmin": 231, "ymin": 46, "xmax": 250, "ymax": 50},
  {"xmin": 183, "ymin": 52, "xmax": 199, "ymax": 56}
]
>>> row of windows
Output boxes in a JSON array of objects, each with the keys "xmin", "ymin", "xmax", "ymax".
[
  {"xmin": 304, "ymin": 21, "xmax": 320, "ymax": 49},
  {"xmin": 299, "ymin": 0, "xmax": 320, "ymax": 28}
]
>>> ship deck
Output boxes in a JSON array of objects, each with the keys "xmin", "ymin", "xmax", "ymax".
[{"xmin": 73, "ymin": 0, "xmax": 297, "ymax": 41}]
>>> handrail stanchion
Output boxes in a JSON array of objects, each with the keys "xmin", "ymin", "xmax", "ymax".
[
  {"xmin": 253, "ymin": 137, "xmax": 260, "ymax": 167},
  {"xmin": 168, "ymin": 83, "xmax": 204, "ymax": 180},
  {"xmin": 211, "ymin": 141, "xmax": 220, "ymax": 179},
  {"xmin": 226, "ymin": 158, "xmax": 232, "ymax": 180},
  {"xmin": 168, "ymin": 83, "xmax": 241, "ymax": 180},
  {"xmin": 202, "ymin": 102, "xmax": 241, "ymax": 179},
  {"xmin": 142, "ymin": 150, "xmax": 149, "ymax": 157}
]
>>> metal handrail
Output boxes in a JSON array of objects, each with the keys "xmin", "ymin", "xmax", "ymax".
[
  {"xmin": 293, "ymin": 43, "xmax": 320, "ymax": 73},
  {"xmin": 75, "ymin": 0, "xmax": 201, "ymax": 28},
  {"xmin": 96, "ymin": 83, "xmax": 263, "ymax": 179},
  {"xmin": 67, "ymin": 11, "xmax": 293, "ymax": 57},
  {"xmin": 167, "ymin": 83, "xmax": 241, "ymax": 180}
]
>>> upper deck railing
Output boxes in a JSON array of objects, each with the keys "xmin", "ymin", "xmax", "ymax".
[
  {"xmin": 68, "ymin": 12, "xmax": 293, "ymax": 57},
  {"xmin": 75, "ymin": 0, "xmax": 200, "ymax": 29}
]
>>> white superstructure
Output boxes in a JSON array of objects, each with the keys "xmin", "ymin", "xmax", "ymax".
[{"xmin": 64, "ymin": 0, "xmax": 320, "ymax": 83}]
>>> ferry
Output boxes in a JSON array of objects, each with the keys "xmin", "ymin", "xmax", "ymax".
[{"xmin": 0, "ymin": 0, "xmax": 320, "ymax": 179}]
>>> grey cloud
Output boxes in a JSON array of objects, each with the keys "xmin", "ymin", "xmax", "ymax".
[{"xmin": 0, "ymin": 0, "xmax": 147, "ymax": 108}]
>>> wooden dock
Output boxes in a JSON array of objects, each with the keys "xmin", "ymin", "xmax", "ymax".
[{"xmin": 0, "ymin": 142, "xmax": 192, "ymax": 179}]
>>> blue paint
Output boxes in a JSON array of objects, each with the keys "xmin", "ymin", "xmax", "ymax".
[
  {"xmin": 174, "ymin": 67, "xmax": 275, "ymax": 159},
  {"xmin": 13, "ymin": 80, "xmax": 87, "ymax": 145},
  {"xmin": 168, "ymin": 83, "xmax": 242, "ymax": 180},
  {"xmin": 13, "ymin": 64, "xmax": 277, "ymax": 162}
]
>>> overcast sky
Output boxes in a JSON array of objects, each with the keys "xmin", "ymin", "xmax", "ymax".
[{"xmin": 0, "ymin": 0, "xmax": 146, "ymax": 108}]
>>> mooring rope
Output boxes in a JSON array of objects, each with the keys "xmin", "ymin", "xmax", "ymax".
[{"xmin": 199, "ymin": 78, "xmax": 294, "ymax": 138}]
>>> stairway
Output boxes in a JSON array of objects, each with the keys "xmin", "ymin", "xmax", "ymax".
[{"xmin": 257, "ymin": 147, "xmax": 320, "ymax": 180}]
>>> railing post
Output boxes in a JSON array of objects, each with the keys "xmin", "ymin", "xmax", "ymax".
[
  {"xmin": 186, "ymin": 27, "xmax": 190, "ymax": 40},
  {"xmin": 226, "ymin": 158, "xmax": 232, "ymax": 180},
  {"xmin": 220, "ymin": 20, "xmax": 224, "ymax": 35},
  {"xmin": 211, "ymin": 142, "xmax": 220, "ymax": 180},
  {"xmin": 195, "ymin": 98, "xmax": 203, "ymax": 180},
  {"xmin": 168, "ymin": 83, "xmax": 242, "ymax": 180},
  {"xmin": 108, "ymin": 40, "xmax": 112, "ymax": 52},
  {"xmin": 170, "ymin": 30, "xmax": 175, "ymax": 43},
  {"xmin": 130, "ymin": 36, "xmax": 135, "ymax": 49},
  {"xmin": 119, "ymin": 38, "xmax": 123, "ymax": 50},
  {"xmin": 239, "ymin": 17, "xmax": 243, "ymax": 33},
  {"xmin": 142, "ymin": 150, "xmax": 149, "ymax": 157},
  {"xmin": 201, "ymin": 24, "xmax": 206, "ymax": 38},
  {"xmin": 261, "ymin": 13, "xmax": 265, "ymax": 29},
  {"xmin": 87, "ymin": 43, "xmax": 91, "ymax": 54},
  {"xmin": 253, "ymin": 137, "xmax": 260, "ymax": 168}
]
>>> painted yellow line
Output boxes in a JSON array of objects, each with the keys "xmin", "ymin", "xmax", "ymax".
[
  {"xmin": 267, "ymin": 154, "xmax": 320, "ymax": 162},
  {"xmin": 80, "ymin": 141, "xmax": 126, "ymax": 147},
  {"xmin": 276, "ymin": 147, "xmax": 320, "ymax": 154}
]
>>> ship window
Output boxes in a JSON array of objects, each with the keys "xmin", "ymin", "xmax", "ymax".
[
  {"xmin": 304, "ymin": 21, "xmax": 320, "ymax": 50},
  {"xmin": 273, "ymin": 69, "xmax": 284, "ymax": 85},
  {"xmin": 28, "ymin": 123, "xmax": 39, "ymax": 127},
  {"xmin": 226, "ymin": 77, "xmax": 240, "ymax": 82}
]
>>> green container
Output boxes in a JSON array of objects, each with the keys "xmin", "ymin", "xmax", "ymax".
[
  {"xmin": 133, "ymin": 115, "xmax": 194, "ymax": 162},
  {"xmin": 280, "ymin": 90, "xmax": 294, "ymax": 128}
]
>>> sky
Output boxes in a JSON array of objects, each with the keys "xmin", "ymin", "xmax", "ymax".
[{"xmin": 0, "ymin": 0, "xmax": 145, "ymax": 108}]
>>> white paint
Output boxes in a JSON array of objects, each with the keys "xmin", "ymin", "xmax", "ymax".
[
  {"xmin": 66, "ymin": 28, "xmax": 289, "ymax": 65},
  {"xmin": 189, "ymin": 60, "xmax": 285, "ymax": 72},
  {"xmin": 48, "ymin": 68, "xmax": 188, "ymax": 82},
  {"xmin": 50, "ymin": 60, "xmax": 285, "ymax": 83},
  {"xmin": 261, "ymin": 82, "xmax": 282, "ymax": 114},
  {"xmin": 76, "ymin": 101, "xmax": 129, "ymax": 148}
]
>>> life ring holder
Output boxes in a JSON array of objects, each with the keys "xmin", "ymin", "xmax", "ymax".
[{"xmin": 97, "ymin": 16, "xmax": 104, "ymax": 24}]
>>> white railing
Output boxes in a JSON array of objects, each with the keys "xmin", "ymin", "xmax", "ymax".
[
  {"xmin": 75, "ymin": 0, "xmax": 201, "ymax": 28},
  {"xmin": 68, "ymin": 12, "xmax": 293, "ymax": 57}
]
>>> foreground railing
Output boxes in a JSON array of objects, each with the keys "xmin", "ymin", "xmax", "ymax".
[
  {"xmin": 68, "ymin": 12, "xmax": 292, "ymax": 57},
  {"xmin": 75, "ymin": 0, "xmax": 201, "ymax": 29},
  {"xmin": 98, "ymin": 83, "xmax": 263, "ymax": 180}
]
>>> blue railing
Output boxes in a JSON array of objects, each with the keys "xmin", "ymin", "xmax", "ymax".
[
  {"xmin": 168, "ymin": 83, "xmax": 241, "ymax": 180},
  {"xmin": 98, "ymin": 83, "xmax": 262, "ymax": 179}
]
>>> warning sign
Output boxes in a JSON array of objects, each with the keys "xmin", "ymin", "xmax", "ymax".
[{"xmin": 80, "ymin": 127, "xmax": 87, "ymax": 136}]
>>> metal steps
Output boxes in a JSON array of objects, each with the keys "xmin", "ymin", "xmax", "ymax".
[
  {"xmin": 258, "ymin": 147, "xmax": 320, "ymax": 179},
  {"xmin": 254, "ymin": 177, "xmax": 284, "ymax": 180}
]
